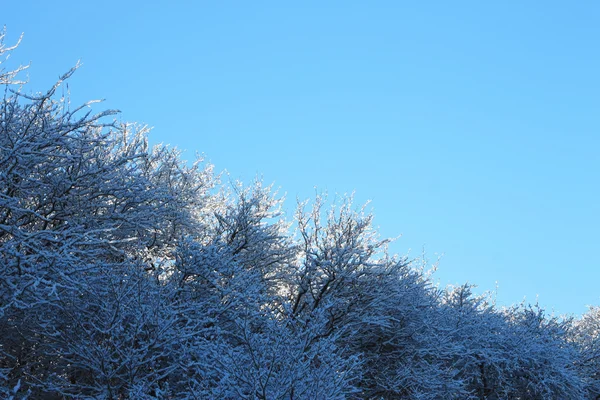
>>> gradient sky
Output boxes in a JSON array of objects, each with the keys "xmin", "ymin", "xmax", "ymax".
[{"xmin": 3, "ymin": 2, "xmax": 599, "ymax": 315}]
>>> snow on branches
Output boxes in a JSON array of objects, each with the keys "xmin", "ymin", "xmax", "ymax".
[{"xmin": 0, "ymin": 32, "xmax": 597, "ymax": 399}]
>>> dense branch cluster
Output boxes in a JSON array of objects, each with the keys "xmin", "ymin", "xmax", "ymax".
[{"xmin": 1, "ymin": 33, "xmax": 599, "ymax": 399}]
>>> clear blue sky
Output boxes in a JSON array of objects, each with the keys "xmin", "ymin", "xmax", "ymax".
[{"xmin": 3, "ymin": 2, "xmax": 599, "ymax": 315}]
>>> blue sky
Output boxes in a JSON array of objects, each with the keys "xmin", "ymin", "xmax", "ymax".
[{"xmin": 3, "ymin": 2, "xmax": 599, "ymax": 315}]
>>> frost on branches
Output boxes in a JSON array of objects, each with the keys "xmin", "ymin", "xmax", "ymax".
[{"xmin": 0, "ymin": 32, "xmax": 598, "ymax": 399}]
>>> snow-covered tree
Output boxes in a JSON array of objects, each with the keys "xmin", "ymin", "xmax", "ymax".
[
  {"xmin": 0, "ymin": 34, "xmax": 214, "ymax": 396},
  {"xmin": 437, "ymin": 286, "xmax": 584, "ymax": 399},
  {"xmin": 287, "ymin": 196, "xmax": 455, "ymax": 398},
  {"xmin": 1, "ymin": 30, "xmax": 597, "ymax": 399},
  {"xmin": 168, "ymin": 189, "xmax": 359, "ymax": 399},
  {"xmin": 573, "ymin": 306, "xmax": 600, "ymax": 399}
]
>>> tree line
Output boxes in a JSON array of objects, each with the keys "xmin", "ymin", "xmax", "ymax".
[{"xmin": 1, "ymin": 31, "xmax": 599, "ymax": 399}]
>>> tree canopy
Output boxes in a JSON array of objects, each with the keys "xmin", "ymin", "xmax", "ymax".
[{"xmin": 0, "ymin": 31, "xmax": 598, "ymax": 399}]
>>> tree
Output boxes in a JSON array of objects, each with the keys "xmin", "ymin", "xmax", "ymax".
[
  {"xmin": 0, "ymin": 30, "xmax": 597, "ymax": 399},
  {"xmin": 573, "ymin": 306, "xmax": 600, "ymax": 399},
  {"xmin": 438, "ymin": 286, "xmax": 584, "ymax": 399},
  {"xmin": 169, "ymin": 189, "xmax": 358, "ymax": 399},
  {"xmin": 287, "ymin": 196, "xmax": 459, "ymax": 398},
  {"xmin": 0, "ymin": 33, "xmax": 214, "ymax": 396}
]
